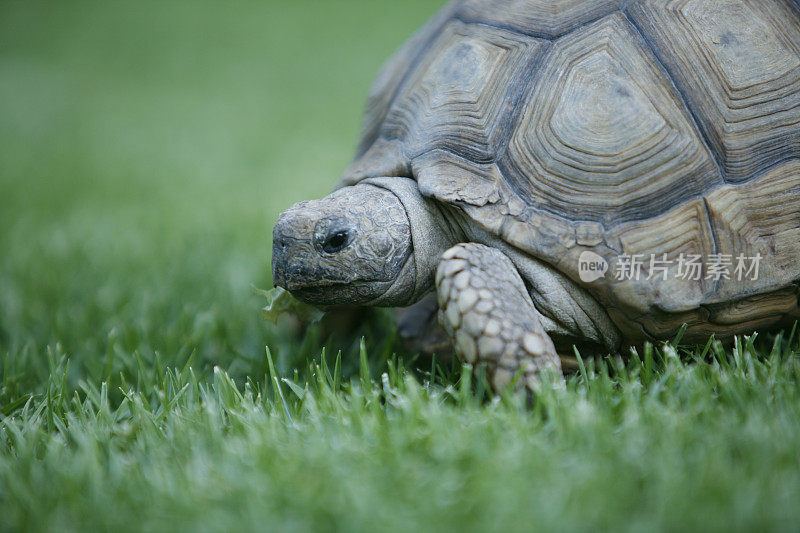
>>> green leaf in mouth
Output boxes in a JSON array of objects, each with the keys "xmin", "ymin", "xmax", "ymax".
[{"xmin": 256, "ymin": 286, "xmax": 324, "ymax": 324}]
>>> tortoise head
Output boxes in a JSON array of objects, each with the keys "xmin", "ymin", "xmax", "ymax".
[{"xmin": 272, "ymin": 182, "xmax": 418, "ymax": 306}]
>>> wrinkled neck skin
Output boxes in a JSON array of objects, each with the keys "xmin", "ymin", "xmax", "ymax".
[{"xmin": 360, "ymin": 177, "xmax": 463, "ymax": 307}]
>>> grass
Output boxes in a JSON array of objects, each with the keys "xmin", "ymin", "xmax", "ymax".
[{"xmin": 1, "ymin": 1, "xmax": 800, "ymax": 531}]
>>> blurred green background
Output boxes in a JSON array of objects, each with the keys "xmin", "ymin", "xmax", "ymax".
[
  {"xmin": 0, "ymin": 0, "xmax": 445, "ymax": 383},
  {"xmin": 4, "ymin": 4, "xmax": 800, "ymax": 531}
]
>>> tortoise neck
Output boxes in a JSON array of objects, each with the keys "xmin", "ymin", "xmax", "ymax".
[{"xmin": 361, "ymin": 177, "xmax": 459, "ymax": 306}]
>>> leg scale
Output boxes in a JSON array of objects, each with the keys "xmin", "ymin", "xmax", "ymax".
[{"xmin": 436, "ymin": 243, "xmax": 562, "ymax": 390}]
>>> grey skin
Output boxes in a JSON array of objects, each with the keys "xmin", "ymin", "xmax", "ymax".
[
  {"xmin": 273, "ymin": 177, "xmax": 620, "ymax": 390},
  {"xmin": 273, "ymin": 183, "xmax": 416, "ymax": 307}
]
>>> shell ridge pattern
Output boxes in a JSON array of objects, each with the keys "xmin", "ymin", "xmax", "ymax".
[
  {"xmin": 486, "ymin": 39, "xmax": 552, "ymax": 163},
  {"xmin": 380, "ymin": 20, "xmax": 548, "ymax": 164},
  {"xmin": 455, "ymin": 0, "xmax": 627, "ymax": 40},
  {"xmin": 626, "ymin": 0, "xmax": 800, "ymax": 183},
  {"xmin": 450, "ymin": 11, "xmax": 615, "ymax": 41},
  {"xmin": 699, "ymin": 196, "xmax": 723, "ymax": 294},
  {"xmin": 502, "ymin": 12, "xmax": 722, "ymax": 225},
  {"xmin": 621, "ymin": 7, "xmax": 726, "ymax": 179}
]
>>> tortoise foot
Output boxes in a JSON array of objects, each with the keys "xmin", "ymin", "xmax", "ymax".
[{"xmin": 435, "ymin": 243, "xmax": 562, "ymax": 391}]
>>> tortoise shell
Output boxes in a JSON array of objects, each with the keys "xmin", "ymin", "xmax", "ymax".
[{"xmin": 340, "ymin": 0, "xmax": 800, "ymax": 342}]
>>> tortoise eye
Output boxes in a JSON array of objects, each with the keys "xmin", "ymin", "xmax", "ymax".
[{"xmin": 322, "ymin": 229, "xmax": 350, "ymax": 254}]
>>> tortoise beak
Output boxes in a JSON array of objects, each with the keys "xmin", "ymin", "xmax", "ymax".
[
  {"xmin": 271, "ymin": 214, "xmax": 300, "ymax": 290},
  {"xmin": 272, "ymin": 211, "xmax": 339, "ymax": 292},
  {"xmin": 271, "ymin": 240, "xmax": 310, "ymax": 292}
]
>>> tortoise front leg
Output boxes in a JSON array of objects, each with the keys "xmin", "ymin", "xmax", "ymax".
[{"xmin": 435, "ymin": 243, "xmax": 562, "ymax": 391}]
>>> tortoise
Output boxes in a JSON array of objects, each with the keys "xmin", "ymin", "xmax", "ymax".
[{"xmin": 272, "ymin": 0, "xmax": 800, "ymax": 389}]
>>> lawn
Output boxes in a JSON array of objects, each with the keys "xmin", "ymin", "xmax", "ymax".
[{"xmin": 2, "ymin": 1, "xmax": 800, "ymax": 531}]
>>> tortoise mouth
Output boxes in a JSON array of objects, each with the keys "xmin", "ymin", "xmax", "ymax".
[
  {"xmin": 286, "ymin": 280, "xmax": 388, "ymax": 307},
  {"xmin": 276, "ymin": 252, "xmax": 414, "ymax": 306},
  {"xmin": 281, "ymin": 278, "xmax": 349, "ymax": 291}
]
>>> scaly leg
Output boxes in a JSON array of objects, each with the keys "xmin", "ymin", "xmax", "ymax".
[{"xmin": 435, "ymin": 243, "xmax": 562, "ymax": 390}]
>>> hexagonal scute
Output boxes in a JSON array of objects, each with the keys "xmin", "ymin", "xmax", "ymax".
[
  {"xmin": 628, "ymin": 0, "xmax": 800, "ymax": 182},
  {"xmin": 458, "ymin": 0, "xmax": 626, "ymax": 39},
  {"xmin": 504, "ymin": 13, "xmax": 721, "ymax": 226},
  {"xmin": 379, "ymin": 20, "xmax": 547, "ymax": 163}
]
